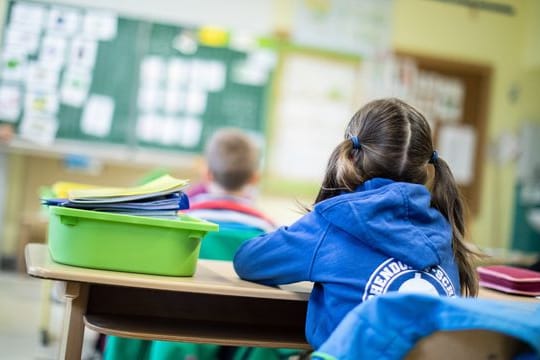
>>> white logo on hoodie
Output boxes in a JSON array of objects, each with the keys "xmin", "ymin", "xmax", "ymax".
[{"xmin": 363, "ymin": 258, "xmax": 456, "ymax": 301}]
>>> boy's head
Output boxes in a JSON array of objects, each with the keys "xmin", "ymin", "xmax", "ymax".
[{"xmin": 205, "ymin": 128, "xmax": 260, "ymax": 192}]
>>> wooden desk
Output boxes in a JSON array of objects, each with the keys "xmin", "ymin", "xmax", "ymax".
[
  {"xmin": 25, "ymin": 244, "xmax": 311, "ymax": 359},
  {"xmin": 26, "ymin": 244, "xmax": 538, "ymax": 359}
]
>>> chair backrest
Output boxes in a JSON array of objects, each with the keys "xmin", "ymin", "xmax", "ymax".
[
  {"xmin": 198, "ymin": 223, "xmax": 263, "ymax": 261},
  {"xmin": 311, "ymin": 292, "xmax": 540, "ymax": 360},
  {"xmin": 405, "ymin": 329, "xmax": 527, "ymax": 360}
]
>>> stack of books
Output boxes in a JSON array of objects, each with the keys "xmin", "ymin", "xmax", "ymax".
[{"xmin": 42, "ymin": 174, "xmax": 190, "ymax": 218}]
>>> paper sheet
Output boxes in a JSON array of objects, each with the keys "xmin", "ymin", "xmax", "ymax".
[
  {"xmin": 185, "ymin": 89, "xmax": 207, "ymax": 114},
  {"xmin": 437, "ymin": 124, "xmax": 476, "ymax": 185},
  {"xmin": 69, "ymin": 38, "xmax": 98, "ymax": 69},
  {"xmin": 19, "ymin": 114, "xmax": 58, "ymax": 145},
  {"xmin": 136, "ymin": 114, "xmax": 162, "ymax": 143},
  {"xmin": 140, "ymin": 56, "xmax": 165, "ymax": 86},
  {"xmin": 60, "ymin": 67, "xmax": 92, "ymax": 107},
  {"xmin": 178, "ymin": 117, "xmax": 202, "ymax": 148},
  {"xmin": 0, "ymin": 85, "xmax": 22, "ymax": 121},
  {"xmin": 167, "ymin": 58, "xmax": 191, "ymax": 88},
  {"xmin": 25, "ymin": 61, "xmax": 60, "ymax": 91},
  {"xmin": 83, "ymin": 11, "xmax": 118, "ymax": 41},
  {"xmin": 10, "ymin": 2, "xmax": 47, "ymax": 33},
  {"xmin": 0, "ymin": 47, "xmax": 27, "ymax": 82},
  {"xmin": 81, "ymin": 95, "xmax": 114, "ymax": 137},
  {"xmin": 40, "ymin": 35, "xmax": 67, "ymax": 68},
  {"xmin": 138, "ymin": 87, "xmax": 164, "ymax": 112},
  {"xmin": 25, "ymin": 91, "xmax": 59, "ymax": 115},
  {"xmin": 5, "ymin": 27, "xmax": 40, "ymax": 55},
  {"xmin": 164, "ymin": 89, "xmax": 185, "ymax": 114},
  {"xmin": 47, "ymin": 7, "xmax": 81, "ymax": 36}
]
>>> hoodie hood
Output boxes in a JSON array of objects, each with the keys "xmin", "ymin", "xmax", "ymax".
[{"xmin": 315, "ymin": 178, "xmax": 452, "ymax": 270}]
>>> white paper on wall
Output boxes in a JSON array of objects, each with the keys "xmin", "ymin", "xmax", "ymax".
[
  {"xmin": 83, "ymin": 11, "xmax": 118, "ymax": 41},
  {"xmin": 68, "ymin": 38, "xmax": 98, "ymax": 69},
  {"xmin": 47, "ymin": 7, "xmax": 81, "ymax": 36},
  {"xmin": 25, "ymin": 91, "xmax": 59, "ymax": 115},
  {"xmin": 140, "ymin": 56, "xmax": 165, "ymax": 87},
  {"xmin": 138, "ymin": 87, "xmax": 164, "ymax": 112},
  {"xmin": 164, "ymin": 89, "xmax": 185, "ymax": 114},
  {"xmin": 0, "ymin": 85, "xmax": 22, "ymax": 121},
  {"xmin": 185, "ymin": 89, "xmax": 207, "ymax": 114},
  {"xmin": 19, "ymin": 113, "xmax": 58, "ymax": 145},
  {"xmin": 40, "ymin": 35, "xmax": 67, "ymax": 69},
  {"xmin": 160, "ymin": 117, "xmax": 183, "ymax": 146},
  {"xmin": 437, "ymin": 124, "xmax": 476, "ymax": 185},
  {"xmin": 5, "ymin": 27, "xmax": 40, "ymax": 55},
  {"xmin": 10, "ymin": 2, "xmax": 47, "ymax": 33},
  {"xmin": 178, "ymin": 117, "xmax": 202, "ymax": 148},
  {"xmin": 60, "ymin": 67, "xmax": 92, "ymax": 107},
  {"xmin": 81, "ymin": 95, "xmax": 114, "ymax": 137},
  {"xmin": 136, "ymin": 114, "xmax": 162, "ymax": 143},
  {"xmin": 167, "ymin": 58, "xmax": 191, "ymax": 89},
  {"xmin": 25, "ymin": 61, "xmax": 60, "ymax": 91},
  {"xmin": 0, "ymin": 47, "xmax": 27, "ymax": 82}
]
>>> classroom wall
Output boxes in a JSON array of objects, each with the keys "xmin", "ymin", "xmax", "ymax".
[
  {"xmin": 2, "ymin": 0, "xmax": 540, "ymax": 261},
  {"xmin": 393, "ymin": 0, "xmax": 540, "ymax": 249}
]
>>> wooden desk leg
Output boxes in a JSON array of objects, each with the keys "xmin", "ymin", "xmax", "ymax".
[{"xmin": 60, "ymin": 282, "xmax": 89, "ymax": 360}]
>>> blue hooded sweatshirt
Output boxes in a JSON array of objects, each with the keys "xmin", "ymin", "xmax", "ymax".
[{"xmin": 233, "ymin": 178, "xmax": 461, "ymax": 349}]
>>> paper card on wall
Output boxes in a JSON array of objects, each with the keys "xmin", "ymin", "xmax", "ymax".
[
  {"xmin": 231, "ymin": 60, "xmax": 268, "ymax": 86},
  {"xmin": 40, "ymin": 35, "xmax": 67, "ymax": 69},
  {"xmin": 0, "ymin": 48, "xmax": 27, "ymax": 82},
  {"xmin": 437, "ymin": 124, "xmax": 476, "ymax": 185},
  {"xmin": 0, "ymin": 85, "xmax": 22, "ymax": 121},
  {"xmin": 47, "ymin": 7, "xmax": 81, "ymax": 36},
  {"xmin": 25, "ymin": 62, "xmax": 60, "ymax": 91},
  {"xmin": 140, "ymin": 56, "xmax": 165, "ymax": 86},
  {"xmin": 25, "ymin": 91, "xmax": 59, "ymax": 115},
  {"xmin": 160, "ymin": 117, "xmax": 183, "ymax": 146},
  {"xmin": 178, "ymin": 117, "xmax": 202, "ymax": 148},
  {"xmin": 83, "ymin": 11, "xmax": 118, "ymax": 41},
  {"xmin": 138, "ymin": 87, "xmax": 164, "ymax": 112},
  {"xmin": 10, "ymin": 2, "xmax": 47, "ymax": 33},
  {"xmin": 5, "ymin": 27, "xmax": 40, "ymax": 55},
  {"xmin": 19, "ymin": 114, "xmax": 58, "ymax": 145},
  {"xmin": 204, "ymin": 61, "xmax": 226, "ymax": 92},
  {"xmin": 81, "ymin": 95, "xmax": 114, "ymax": 137},
  {"xmin": 185, "ymin": 89, "xmax": 207, "ymax": 114},
  {"xmin": 167, "ymin": 58, "xmax": 191, "ymax": 89},
  {"xmin": 136, "ymin": 114, "xmax": 162, "ymax": 143},
  {"xmin": 68, "ymin": 38, "xmax": 98, "ymax": 69},
  {"xmin": 164, "ymin": 89, "xmax": 185, "ymax": 114},
  {"xmin": 60, "ymin": 67, "xmax": 92, "ymax": 107}
]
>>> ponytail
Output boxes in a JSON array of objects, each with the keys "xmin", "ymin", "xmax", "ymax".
[
  {"xmin": 314, "ymin": 139, "xmax": 364, "ymax": 204},
  {"xmin": 431, "ymin": 157, "xmax": 479, "ymax": 296}
]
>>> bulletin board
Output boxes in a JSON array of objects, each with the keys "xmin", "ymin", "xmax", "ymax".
[
  {"xmin": 0, "ymin": 0, "xmax": 274, "ymax": 155},
  {"xmin": 396, "ymin": 51, "xmax": 492, "ymax": 216}
]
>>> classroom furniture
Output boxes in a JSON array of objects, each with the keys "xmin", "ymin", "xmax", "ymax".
[
  {"xmin": 26, "ymin": 243, "xmax": 539, "ymax": 359},
  {"xmin": 25, "ymin": 243, "xmax": 310, "ymax": 360},
  {"xmin": 312, "ymin": 292, "xmax": 540, "ymax": 360},
  {"xmin": 16, "ymin": 213, "xmax": 48, "ymax": 272}
]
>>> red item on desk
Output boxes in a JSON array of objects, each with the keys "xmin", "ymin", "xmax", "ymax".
[{"xmin": 477, "ymin": 265, "xmax": 540, "ymax": 296}]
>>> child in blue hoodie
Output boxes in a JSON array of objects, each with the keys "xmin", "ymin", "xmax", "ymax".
[{"xmin": 233, "ymin": 98, "xmax": 479, "ymax": 349}]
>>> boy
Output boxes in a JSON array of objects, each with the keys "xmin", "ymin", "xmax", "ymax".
[{"xmin": 104, "ymin": 128, "xmax": 279, "ymax": 360}]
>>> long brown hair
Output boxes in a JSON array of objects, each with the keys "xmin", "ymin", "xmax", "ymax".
[{"xmin": 315, "ymin": 98, "xmax": 478, "ymax": 296}]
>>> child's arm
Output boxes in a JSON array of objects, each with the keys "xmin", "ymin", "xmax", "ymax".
[{"xmin": 233, "ymin": 211, "xmax": 326, "ymax": 285}]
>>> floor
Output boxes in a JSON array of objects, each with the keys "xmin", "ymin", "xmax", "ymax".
[{"xmin": 0, "ymin": 271, "xmax": 101, "ymax": 360}]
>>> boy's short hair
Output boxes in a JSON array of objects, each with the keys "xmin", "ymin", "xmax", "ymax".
[{"xmin": 205, "ymin": 128, "xmax": 260, "ymax": 191}]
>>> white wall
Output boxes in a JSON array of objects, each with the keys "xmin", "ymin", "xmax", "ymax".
[{"xmin": 37, "ymin": 0, "xmax": 275, "ymax": 34}]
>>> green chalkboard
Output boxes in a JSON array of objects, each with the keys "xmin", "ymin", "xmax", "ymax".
[{"xmin": 0, "ymin": 0, "xmax": 272, "ymax": 154}]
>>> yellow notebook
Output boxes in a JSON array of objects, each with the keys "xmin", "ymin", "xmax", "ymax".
[{"xmin": 68, "ymin": 175, "xmax": 189, "ymax": 203}]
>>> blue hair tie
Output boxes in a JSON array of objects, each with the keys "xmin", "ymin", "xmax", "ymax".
[
  {"xmin": 349, "ymin": 136, "xmax": 361, "ymax": 150},
  {"xmin": 429, "ymin": 150, "xmax": 438, "ymax": 164}
]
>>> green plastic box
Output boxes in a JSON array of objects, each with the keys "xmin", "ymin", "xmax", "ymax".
[{"xmin": 47, "ymin": 207, "xmax": 218, "ymax": 276}]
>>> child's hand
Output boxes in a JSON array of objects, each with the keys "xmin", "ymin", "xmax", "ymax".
[{"xmin": 0, "ymin": 124, "xmax": 14, "ymax": 143}]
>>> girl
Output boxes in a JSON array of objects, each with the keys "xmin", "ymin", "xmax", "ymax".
[{"xmin": 233, "ymin": 98, "xmax": 479, "ymax": 349}]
